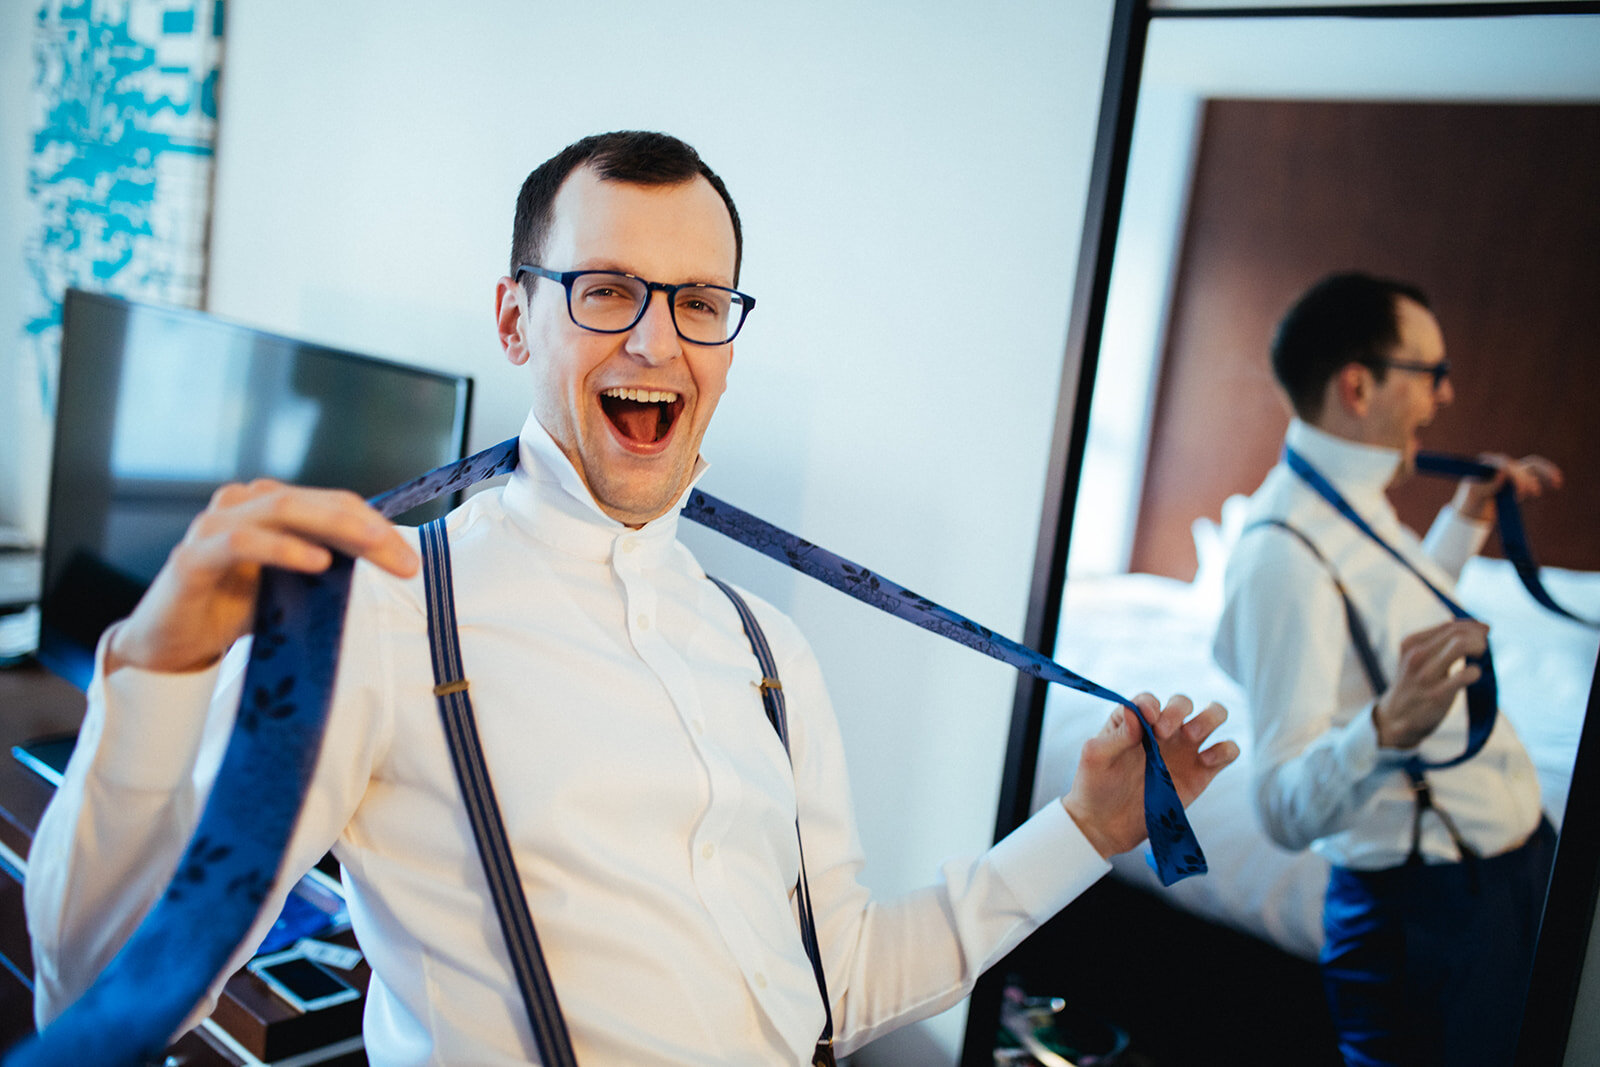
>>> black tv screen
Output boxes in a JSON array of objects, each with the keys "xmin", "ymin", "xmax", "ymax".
[{"xmin": 39, "ymin": 289, "xmax": 473, "ymax": 689}]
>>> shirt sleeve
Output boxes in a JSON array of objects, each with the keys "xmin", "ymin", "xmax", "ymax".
[
  {"xmin": 768, "ymin": 615, "xmax": 1109, "ymax": 1055},
  {"xmin": 1212, "ymin": 531, "xmax": 1403, "ymax": 852},
  {"xmin": 26, "ymin": 562, "xmax": 397, "ymax": 1040},
  {"xmin": 1422, "ymin": 504, "xmax": 1491, "ymax": 580}
]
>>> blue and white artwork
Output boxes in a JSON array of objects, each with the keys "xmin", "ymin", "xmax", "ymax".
[{"xmin": 24, "ymin": 0, "xmax": 224, "ymax": 412}]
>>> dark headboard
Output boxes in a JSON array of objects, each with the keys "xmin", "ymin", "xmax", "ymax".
[{"xmin": 1130, "ymin": 99, "xmax": 1600, "ymax": 581}]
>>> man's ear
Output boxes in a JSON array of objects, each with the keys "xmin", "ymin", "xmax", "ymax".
[
  {"xmin": 495, "ymin": 276, "xmax": 530, "ymax": 367},
  {"xmin": 1332, "ymin": 362, "xmax": 1372, "ymax": 418}
]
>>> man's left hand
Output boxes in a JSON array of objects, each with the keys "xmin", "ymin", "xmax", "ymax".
[
  {"xmin": 1060, "ymin": 693, "xmax": 1239, "ymax": 861},
  {"xmin": 1454, "ymin": 453, "xmax": 1564, "ymax": 522}
]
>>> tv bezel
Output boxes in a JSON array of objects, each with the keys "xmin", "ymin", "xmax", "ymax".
[{"xmin": 36, "ymin": 288, "xmax": 474, "ymax": 691}]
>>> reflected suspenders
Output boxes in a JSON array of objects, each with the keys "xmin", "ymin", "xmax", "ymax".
[
  {"xmin": 418, "ymin": 519, "xmax": 837, "ymax": 1067},
  {"xmin": 1246, "ymin": 519, "xmax": 1476, "ymax": 868}
]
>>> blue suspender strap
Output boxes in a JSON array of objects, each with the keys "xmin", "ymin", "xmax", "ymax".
[
  {"xmin": 419, "ymin": 519, "xmax": 578, "ymax": 1067},
  {"xmin": 10, "ymin": 433, "xmax": 1194, "ymax": 1066},
  {"xmin": 707, "ymin": 576, "xmax": 837, "ymax": 1067}
]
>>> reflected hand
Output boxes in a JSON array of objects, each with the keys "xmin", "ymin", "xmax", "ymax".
[
  {"xmin": 1373, "ymin": 617, "xmax": 1488, "ymax": 749},
  {"xmin": 106, "ymin": 481, "xmax": 419, "ymax": 676},
  {"xmin": 1453, "ymin": 453, "xmax": 1564, "ymax": 521},
  {"xmin": 1061, "ymin": 693, "xmax": 1239, "ymax": 860}
]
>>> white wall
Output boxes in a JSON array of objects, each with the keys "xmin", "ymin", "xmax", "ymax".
[
  {"xmin": 1, "ymin": 0, "xmax": 41, "ymax": 537},
  {"xmin": 204, "ymin": 2, "xmax": 1115, "ymax": 1062}
]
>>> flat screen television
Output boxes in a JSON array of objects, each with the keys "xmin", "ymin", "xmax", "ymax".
[{"xmin": 37, "ymin": 289, "xmax": 473, "ymax": 690}]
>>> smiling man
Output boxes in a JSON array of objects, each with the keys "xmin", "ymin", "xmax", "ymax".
[
  {"xmin": 27, "ymin": 131, "xmax": 1236, "ymax": 1066},
  {"xmin": 1213, "ymin": 272, "xmax": 1563, "ymax": 1067},
  {"xmin": 498, "ymin": 161, "xmax": 741, "ymax": 527}
]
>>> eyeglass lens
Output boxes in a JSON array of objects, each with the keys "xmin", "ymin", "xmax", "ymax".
[{"xmin": 569, "ymin": 272, "xmax": 747, "ymax": 344}]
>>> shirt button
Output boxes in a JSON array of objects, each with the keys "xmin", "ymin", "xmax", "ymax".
[
  {"xmin": 701, "ymin": 842, "xmax": 716, "ymax": 860},
  {"xmin": 636, "ymin": 614, "xmax": 651, "ymax": 630},
  {"xmin": 691, "ymin": 719, "xmax": 705, "ymax": 736},
  {"xmin": 620, "ymin": 538, "xmax": 638, "ymax": 554},
  {"xmin": 753, "ymin": 972, "xmax": 768, "ymax": 990}
]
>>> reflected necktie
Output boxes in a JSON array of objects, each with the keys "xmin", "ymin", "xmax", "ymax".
[
  {"xmin": 7, "ymin": 437, "xmax": 1205, "ymax": 1067},
  {"xmin": 1412, "ymin": 452, "xmax": 1596, "ymax": 628},
  {"xmin": 1282, "ymin": 446, "xmax": 1582, "ymax": 771}
]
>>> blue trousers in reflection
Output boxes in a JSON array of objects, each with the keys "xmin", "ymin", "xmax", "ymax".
[{"xmin": 1319, "ymin": 818, "xmax": 1555, "ymax": 1067}]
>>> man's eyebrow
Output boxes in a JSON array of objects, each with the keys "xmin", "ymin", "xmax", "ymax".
[{"xmin": 567, "ymin": 257, "xmax": 733, "ymax": 284}]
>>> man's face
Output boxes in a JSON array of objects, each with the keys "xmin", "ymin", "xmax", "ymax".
[
  {"xmin": 1363, "ymin": 296, "xmax": 1453, "ymax": 475},
  {"xmin": 498, "ymin": 167, "xmax": 737, "ymax": 526}
]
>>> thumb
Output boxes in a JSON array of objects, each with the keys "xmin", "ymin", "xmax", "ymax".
[{"xmin": 1107, "ymin": 704, "xmax": 1144, "ymax": 748}]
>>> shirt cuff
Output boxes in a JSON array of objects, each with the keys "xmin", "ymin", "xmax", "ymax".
[
  {"xmin": 89, "ymin": 629, "xmax": 224, "ymax": 791},
  {"xmin": 988, "ymin": 799, "xmax": 1112, "ymax": 921},
  {"xmin": 1341, "ymin": 699, "xmax": 1416, "ymax": 774}
]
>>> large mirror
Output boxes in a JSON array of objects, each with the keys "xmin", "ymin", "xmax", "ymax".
[{"xmin": 965, "ymin": 5, "xmax": 1600, "ymax": 1065}]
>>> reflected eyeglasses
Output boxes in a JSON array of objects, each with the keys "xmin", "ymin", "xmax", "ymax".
[{"xmin": 1377, "ymin": 358, "xmax": 1451, "ymax": 388}]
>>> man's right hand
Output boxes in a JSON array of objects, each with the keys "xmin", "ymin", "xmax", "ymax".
[
  {"xmin": 105, "ymin": 481, "xmax": 420, "ymax": 676},
  {"xmin": 1372, "ymin": 617, "xmax": 1489, "ymax": 749}
]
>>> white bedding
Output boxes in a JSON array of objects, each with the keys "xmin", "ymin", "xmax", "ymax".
[{"xmin": 1031, "ymin": 521, "xmax": 1600, "ymax": 962}]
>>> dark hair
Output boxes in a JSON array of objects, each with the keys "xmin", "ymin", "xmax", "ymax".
[
  {"xmin": 1270, "ymin": 271, "xmax": 1432, "ymax": 420},
  {"xmin": 510, "ymin": 130, "xmax": 743, "ymax": 285}
]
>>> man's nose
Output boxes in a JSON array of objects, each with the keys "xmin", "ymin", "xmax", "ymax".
[
  {"xmin": 625, "ymin": 291, "xmax": 682, "ymax": 364},
  {"xmin": 1436, "ymin": 376, "xmax": 1454, "ymax": 406}
]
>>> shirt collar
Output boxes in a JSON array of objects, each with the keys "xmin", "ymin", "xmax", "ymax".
[
  {"xmin": 1285, "ymin": 417, "xmax": 1401, "ymax": 504},
  {"xmin": 500, "ymin": 410, "xmax": 710, "ymax": 563}
]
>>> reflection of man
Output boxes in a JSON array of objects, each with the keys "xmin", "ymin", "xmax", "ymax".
[
  {"xmin": 1214, "ymin": 272, "xmax": 1562, "ymax": 1067},
  {"xmin": 29, "ymin": 131, "xmax": 1236, "ymax": 1065}
]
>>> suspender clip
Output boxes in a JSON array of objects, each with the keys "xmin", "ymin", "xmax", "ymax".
[
  {"xmin": 432, "ymin": 679, "xmax": 470, "ymax": 697},
  {"xmin": 754, "ymin": 677, "xmax": 783, "ymax": 693}
]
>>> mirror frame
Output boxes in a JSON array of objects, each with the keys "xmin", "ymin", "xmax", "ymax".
[{"xmin": 962, "ymin": 2, "xmax": 1600, "ymax": 1064}]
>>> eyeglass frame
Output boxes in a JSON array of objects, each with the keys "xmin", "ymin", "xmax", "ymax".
[
  {"xmin": 1375, "ymin": 357, "xmax": 1451, "ymax": 388},
  {"xmin": 515, "ymin": 264, "xmax": 755, "ymax": 346}
]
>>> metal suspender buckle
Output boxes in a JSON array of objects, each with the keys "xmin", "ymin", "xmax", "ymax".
[
  {"xmin": 813, "ymin": 1037, "xmax": 837, "ymax": 1067},
  {"xmin": 1407, "ymin": 774, "xmax": 1432, "ymax": 803}
]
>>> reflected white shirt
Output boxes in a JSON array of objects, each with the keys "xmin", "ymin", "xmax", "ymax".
[
  {"xmin": 28, "ymin": 412, "xmax": 1109, "ymax": 1065},
  {"xmin": 1213, "ymin": 419, "xmax": 1541, "ymax": 870}
]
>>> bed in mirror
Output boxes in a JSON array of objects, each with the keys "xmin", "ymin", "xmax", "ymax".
[{"xmin": 963, "ymin": 4, "xmax": 1600, "ymax": 1065}]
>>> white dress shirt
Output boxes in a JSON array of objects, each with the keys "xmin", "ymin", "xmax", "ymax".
[
  {"xmin": 28, "ymin": 412, "xmax": 1109, "ymax": 1065},
  {"xmin": 1213, "ymin": 419, "xmax": 1542, "ymax": 871}
]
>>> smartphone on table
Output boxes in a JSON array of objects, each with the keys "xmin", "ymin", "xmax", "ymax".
[{"xmin": 247, "ymin": 947, "xmax": 360, "ymax": 1012}]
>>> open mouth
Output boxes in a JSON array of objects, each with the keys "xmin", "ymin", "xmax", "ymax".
[{"xmin": 599, "ymin": 387, "xmax": 683, "ymax": 446}]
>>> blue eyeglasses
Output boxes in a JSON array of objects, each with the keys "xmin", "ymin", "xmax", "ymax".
[
  {"xmin": 516, "ymin": 265, "xmax": 755, "ymax": 346},
  {"xmin": 1377, "ymin": 357, "xmax": 1451, "ymax": 389}
]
